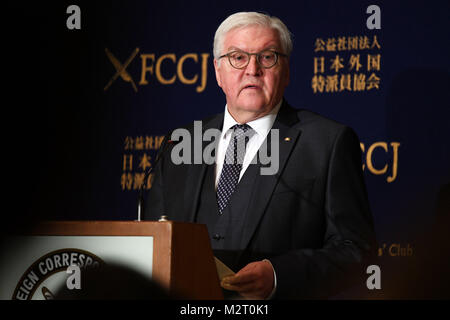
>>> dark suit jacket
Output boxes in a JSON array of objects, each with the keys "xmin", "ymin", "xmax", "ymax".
[{"xmin": 144, "ymin": 100, "xmax": 377, "ymax": 299}]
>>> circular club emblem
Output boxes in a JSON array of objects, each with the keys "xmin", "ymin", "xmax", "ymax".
[{"xmin": 12, "ymin": 249, "xmax": 104, "ymax": 300}]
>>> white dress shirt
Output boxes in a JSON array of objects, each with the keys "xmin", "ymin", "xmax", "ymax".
[
  {"xmin": 214, "ymin": 100, "xmax": 282, "ymax": 299},
  {"xmin": 214, "ymin": 100, "xmax": 282, "ymax": 188}
]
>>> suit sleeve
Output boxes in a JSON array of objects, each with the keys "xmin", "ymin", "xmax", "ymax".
[{"xmin": 270, "ymin": 126, "xmax": 377, "ymax": 299}]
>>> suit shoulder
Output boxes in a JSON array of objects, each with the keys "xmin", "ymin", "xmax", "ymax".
[
  {"xmin": 296, "ymin": 109, "xmax": 343, "ymax": 128},
  {"xmin": 293, "ymin": 108, "xmax": 360, "ymax": 142},
  {"xmin": 296, "ymin": 109, "xmax": 353, "ymax": 131}
]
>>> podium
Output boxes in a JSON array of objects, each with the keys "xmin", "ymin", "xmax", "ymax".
[{"xmin": 0, "ymin": 221, "xmax": 223, "ymax": 300}]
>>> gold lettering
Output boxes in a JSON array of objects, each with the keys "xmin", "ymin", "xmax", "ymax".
[
  {"xmin": 196, "ymin": 53, "xmax": 209, "ymax": 93},
  {"xmin": 371, "ymin": 35, "xmax": 381, "ymax": 49},
  {"xmin": 155, "ymin": 53, "xmax": 176, "ymax": 84},
  {"xmin": 407, "ymin": 244, "xmax": 413, "ymax": 256},
  {"xmin": 139, "ymin": 54, "xmax": 155, "ymax": 85},
  {"xmin": 330, "ymin": 54, "xmax": 344, "ymax": 73},
  {"xmin": 337, "ymin": 37, "xmax": 347, "ymax": 51},
  {"xmin": 366, "ymin": 142, "xmax": 388, "ymax": 175},
  {"xmin": 122, "ymin": 154, "xmax": 133, "ymax": 171},
  {"xmin": 325, "ymin": 75, "xmax": 338, "ymax": 92},
  {"xmin": 389, "ymin": 243, "xmax": 399, "ymax": 256},
  {"xmin": 366, "ymin": 73, "xmax": 381, "ymax": 90},
  {"xmin": 347, "ymin": 36, "xmax": 359, "ymax": 50},
  {"xmin": 312, "ymin": 75, "xmax": 325, "ymax": 93},
  {"xmin": 314, "ymin": 38, "xmax": 326, "ymax": 52},
  {"xmin": 177, "ymin": 53, "xmax": 198, "ymax": 85},
  {"xmin": 387, "ymin": 142, "xmax": 400, "ymax": 183},
  {"xmin": 155, "ymin": 136, "xmax": 164, "ymax": 149},
  {"xmin": 326, "ymin": 38, "xmax": 337, "ymax": 51},
  {"xmin": 339, "ymin": 74, "xmax": 352, "ymax": 92},
  {"xmin": 121, "ymin": 173, "xmax": 133, "ymax": 190},
  {"xmin": 359, "ymin": 36, "xmax": 370, "ymax": 50},
  {"xmin": 353, "ymin": 73, "xmax": 366, "ymax": 91},
  {"xmin": 133, "ymin": 173, "xmax": 145, "ymax": 190},
  {"xmin": 138, "ymin": 153, "xmax": 152, "ymax": 171},
  {"xmin": 124, "ymin": 136, "xmax": 134, "ymax": 150},
  {"xmin": 360, "ymin": 142, "xmax": 365, "ymax": 170},
  {"xmin": 349, "ymin": 54, "xmax": 362, "ymax": 72},
  {"xmin": 314, "ymin": 57, "xmax": 325, "ymax": 74},
  {"xmin": 135, "ymin": 136, "xmax": 144, "ymax": 150},
  {"xmin": 367, "ymin": 54, "xmax": 381, "ymax": 71}
]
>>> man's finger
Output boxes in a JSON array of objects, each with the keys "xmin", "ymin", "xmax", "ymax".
[
  {"xmin": 226, "ymin": 261, "xmax": 263, "ymax": 284},
  {"xmin": 232, "ymin": 273, "xmax": 255, "ymax": 284},
  {"xmin": 221, "ymin": 279, "xmax": 255, "ymax": 293}
]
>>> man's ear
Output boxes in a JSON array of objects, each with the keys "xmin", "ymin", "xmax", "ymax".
[{"xmin": 214, "ymin": 58, "xmax": 222, "ymax": 88}]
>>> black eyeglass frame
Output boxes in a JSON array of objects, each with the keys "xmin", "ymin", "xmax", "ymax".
[{"xmin": 218, "ymin": 49, "xmax": 288, "ymax": 69}]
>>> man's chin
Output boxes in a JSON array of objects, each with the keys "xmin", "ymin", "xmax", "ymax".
[{"xmin": 236, "ymin": 99, "xmax": 268, "ymax": 113}]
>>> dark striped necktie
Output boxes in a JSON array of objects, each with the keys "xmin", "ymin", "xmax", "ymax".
[{"xmin": 216, "ymin": 124, "xmax": 254, "ymax": 214}]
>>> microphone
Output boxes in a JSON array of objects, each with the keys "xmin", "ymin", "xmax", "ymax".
[{"xmin": 136, "ymin": 136, "xmax": 176, "ymax": 221}]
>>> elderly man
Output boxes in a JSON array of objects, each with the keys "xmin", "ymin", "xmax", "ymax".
[{"xmin": 144, "ymin": 12, "xmax": 376, "ymax": 299}]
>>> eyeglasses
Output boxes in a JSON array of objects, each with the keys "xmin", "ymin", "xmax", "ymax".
[{"xmin": 218, "ymin": 49, "xmax": 287, "ymax": 69}]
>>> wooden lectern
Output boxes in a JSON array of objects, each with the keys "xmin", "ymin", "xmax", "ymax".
[{"xmin": 29, "ymin": 221, "xmax": 223, "ymax": 300}]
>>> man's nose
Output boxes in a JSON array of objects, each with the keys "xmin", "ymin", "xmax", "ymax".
[{"xmin": 245, "ymin": 55, "xmax": 262, "ymax": 76}]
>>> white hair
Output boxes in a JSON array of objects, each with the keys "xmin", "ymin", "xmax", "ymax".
[{"xmin": 213, "ymin": 12, "xmax": 293, "ymax": 61}]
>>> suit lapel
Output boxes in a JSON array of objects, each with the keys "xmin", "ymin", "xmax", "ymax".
[
  {"xmin": 184, "ymin": 113, "xmax": 224, "ymax": 222},
  {"xmin": 239, "ymin": 101, "xmax": 302, "ymax": 250}
]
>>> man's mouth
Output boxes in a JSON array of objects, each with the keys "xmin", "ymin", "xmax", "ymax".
[{"xmin": 242, "ymin": 84, "xmax": 261, "ymax": 90}]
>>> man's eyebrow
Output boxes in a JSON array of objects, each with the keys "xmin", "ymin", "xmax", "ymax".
[
  {"xmin": 226, "ymin": 45, "xmax": 279, "ymax": 52},
  {"xmin": 226, "ymin": 46, "xmax": 243, "ymax": 52}
]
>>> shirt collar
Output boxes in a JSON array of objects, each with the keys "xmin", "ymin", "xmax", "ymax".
[{"xmin": 222, "ymin": 100, "xmax": 283, "ymax": 138}]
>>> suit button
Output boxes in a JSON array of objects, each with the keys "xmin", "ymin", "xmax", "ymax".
[{"xmin": 213, "ymin": 234, "xmax": 222, "ymax": 241}]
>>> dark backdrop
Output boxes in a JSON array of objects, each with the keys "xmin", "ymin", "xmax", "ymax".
[{"xmin": 5, "ymin": 0, "xmax": 450, "ymax": 298}]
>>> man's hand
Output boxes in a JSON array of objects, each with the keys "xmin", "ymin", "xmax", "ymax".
[{"xmin": 221, "ymin": 260, "xmax": 274, "ymax": 299}]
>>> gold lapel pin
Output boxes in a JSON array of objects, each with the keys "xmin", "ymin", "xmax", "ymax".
[{"xmin": 284, "ymin": 137, "xmax": 291, "ymax": 142}]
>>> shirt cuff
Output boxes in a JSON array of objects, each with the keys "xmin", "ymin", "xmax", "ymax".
[{"xmin": 262, "ymin": 259, "xmax": 277, "ymax": 300}]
